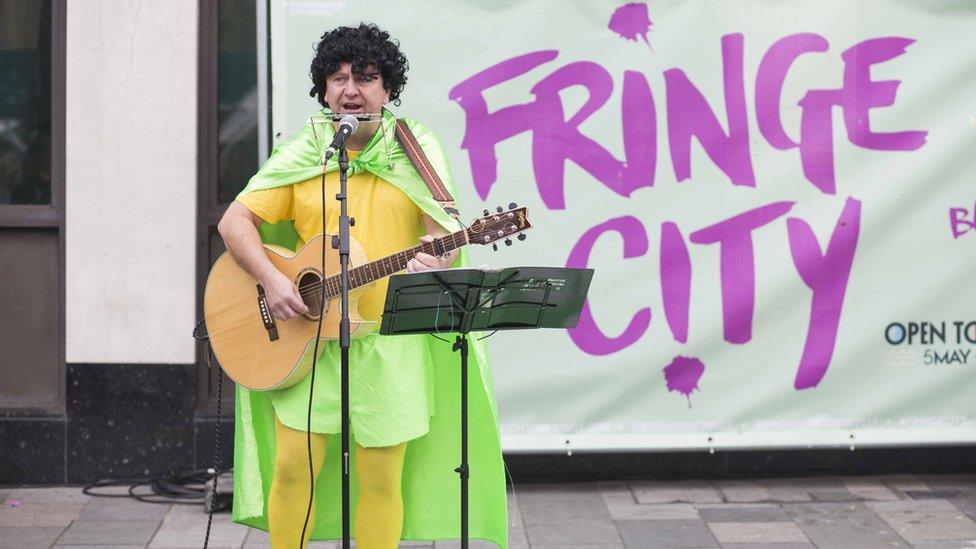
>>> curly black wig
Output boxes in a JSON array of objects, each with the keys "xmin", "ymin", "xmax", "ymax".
[{"xmin": 308, "ymin": 23, "xmax": 409, "ymax": 108}]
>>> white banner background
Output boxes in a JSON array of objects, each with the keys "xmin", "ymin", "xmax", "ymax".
[{"xmin": 269, "ymin": 0, "xmax": 976, "ymax": 451}]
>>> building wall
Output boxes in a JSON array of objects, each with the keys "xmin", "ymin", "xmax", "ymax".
[
  {"xmin": 65, "ymin": 0, "xmax": 197, "ymax": 364},
  {"xmin": 4, "ymin": 0, "xmax": 210, "ymax": 486}
]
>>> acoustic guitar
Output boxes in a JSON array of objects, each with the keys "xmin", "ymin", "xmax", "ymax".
[{"xmin": 204, "ymin": 206, "xmax": 531, "ymax": 391}]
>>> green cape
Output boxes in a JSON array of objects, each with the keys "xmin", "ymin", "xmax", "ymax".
[{"xmin": 230, "ymin": 109, "xmax": 508, "ymax": 547}]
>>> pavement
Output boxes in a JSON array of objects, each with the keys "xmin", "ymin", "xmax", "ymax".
[{"xmin": 2, "ymin": 474, "xmax": 976, "ymax": 548}]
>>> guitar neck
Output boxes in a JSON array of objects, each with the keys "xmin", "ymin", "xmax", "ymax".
[{"xmin": 321, "ymin": 229, "xmax": 469, "ymax": 299}]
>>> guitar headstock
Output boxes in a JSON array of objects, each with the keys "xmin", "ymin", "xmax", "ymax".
[{"xmin": 467, "ymin": 203, "xmax": 532, "ymax": 251}]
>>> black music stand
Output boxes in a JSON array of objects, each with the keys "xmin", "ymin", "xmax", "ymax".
[{"xmin": 380, "ymin": 266, "xmax": 594, "ymax": 548}]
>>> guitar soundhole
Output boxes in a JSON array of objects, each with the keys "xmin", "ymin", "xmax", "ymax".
[{"xmin": 297, "ymin": 269, "xmax": 328, "ymax": 321}]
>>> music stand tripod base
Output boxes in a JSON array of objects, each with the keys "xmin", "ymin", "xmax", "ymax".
[{"xmin": 380, "ymin": 267, "xmax": 593, "ymax": 548}]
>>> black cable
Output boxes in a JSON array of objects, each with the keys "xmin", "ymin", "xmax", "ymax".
[
  {"xmin": 203, "ymin": 343, "xmax": 224, "ymax": 548},
  {"xmin": 192, "ymin": 318, "xmax": 209, "ymax": 341},
  {"xmin": 82, "ymin": 468, "xmax": 226, "ymax": 505},
  {"xmin": 425, "ymin": 217, "xmax": 469, "ymax": 346},
  {"xmin": 300, "ymin": 163, "xmax": 329, "ymax": 547}
]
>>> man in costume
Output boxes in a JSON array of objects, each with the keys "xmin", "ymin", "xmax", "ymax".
[{"xmin": 217, "ymin": 23, "xmax": 508, "ymax": 548}]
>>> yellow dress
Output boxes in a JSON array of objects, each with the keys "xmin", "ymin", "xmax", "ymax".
[{"xmin": 237, "ymin": 150, "xmax": 436, "ymax": 447}]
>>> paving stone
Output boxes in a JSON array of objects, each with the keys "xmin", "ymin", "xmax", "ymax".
[
  {"xmin": 697, "ymin": 503, "xmax": 791, "ymax": 522},
  {"xmin": 950, "ymin": 495, "xmax": 976, "ymax": 520},
  {"xmin": 616, "ymin": 519, "xmax": 719, "ymax": 548},
  {"xmin": 13, "ymin": 479, "xmax": 976, "ymax": 548},
  {"xmin": 880, "ymin": 475, "xmax": 931, "ymax": 494},
  {"xmin": 800, "ymin": 478, "xmax": 858, "ymax": 502},
  {"xmin": 722, "ymin": 543, "xmax": 817, "ymax": 549},
  {"xmin": 708, "ymin": 522, "xmax": 810, "ymax": 544},
  {"xmin": 717, "ymin": 481, "xmax": 773, "ymax": 503},
  {"xmin": 241, "ymin": 528, "xmax": 447, "ymax": 548},
  {"xmin": 908, "ymin": 542, "xmax": 976, "ymax": 549},
  {"xmin": 515, "ymin": 483, "xmax": 601, "ymax": 500},
  {"xmin": 149, "ymin": 515, "xmax": 250, "ymax": 547},
  {"xmin": 866, "ymin": 499, "xmax": 976, "ymax": 542},
  {"xmin": 784, "ymin": 501, "xmax": 910, "ymax": 548},
  {"xmin": 507, "ymin": 488, "xmax": 525, "ymax": 529},
  {"xmin": 523, "ymin": 517, "xmax": 622, "ymax": 545},
  {"xmin": 752, "ymin": 479, "xmax": 814, "ymax": 503},
  {"xmin": 433, "ymin": 541, "xmax": 499, "ymax": 549},
  {"xmin": 603, "ymin": 492, "xmax": 698, "ymax": 520},
  {"xmin": 0, "ymin": 526, "xmax": 64, "ymax": 549},
  {"xmin": 53, "ymin": 545, "xmax": 145, "ymax": 548},
  {"xmin": 507, "ymin": 522, "xmax": 529, "ymax": 549},
  {"xmin": 843, "ymin": 479, "xmax": 901, "ymax": 501},
  {"xmin": 164, "ymin": 502, "xmax": 234, "ymax": 522},
  {"xmin": 530, "ymin": 546, "xmax": 623, "ymax": 549},
  {"xmin": 718, "ymin": 479, "xmax": 813, "ymax": 503},
  {"xmin": 78, "ymin": 496, "xmax": 172, "ymax": 521},
  {"xmin": 764, "ymin": 481, "xmax": 815, "ymax": 502},
  {"xmin": 906, "ymin": 489, "xmax": 966, "ymax": 500},
  {"xmin": 805, "ymin": 488, "xmax": 859, "ymax": 502},
  {"xmin": 242, "ymin": 527, "xmax": 337, "ymax": 547},
  {"xmin": 919, "ymin": 475, "xmax": 976, "ymax": 495},
  {"xmin": 243, "ymin": 528, "xmax": 271, "ymax": 547},
  {"xmin": 0, "ymin": 501, "xmax": 86, "ymax": 527},
  {"xmin": 519, "ymin": 488, "xmax": 613, "ymax": 526},
  {"xmin": 595, "ymin": 481, "xmax": 632, "ymax": 496},
  {"xmin": 630, "ymin": 480, "xmax": 723, "ymax": 504},
  {"xmin": 7, "ymin": 487, "xmax": 92, "ymax": 504},
  {"xmin": 57, "ymin": 519, "xmax": 161, "ymax": 545}
]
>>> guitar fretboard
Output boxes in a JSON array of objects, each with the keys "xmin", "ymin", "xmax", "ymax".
[{"xmin": 319, "ymin": 230, "xmax": 469, "ymax": 300}]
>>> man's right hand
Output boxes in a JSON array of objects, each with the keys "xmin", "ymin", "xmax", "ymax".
[
  {"xmin": 217, "ymin": 201, "xmax": 310, "ymax": 322},
  {"xmin": 260, "ymin": 269, "xmax": 310, "ymax": 320}
]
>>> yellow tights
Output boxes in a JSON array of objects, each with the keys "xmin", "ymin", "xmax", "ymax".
[{"xmin": 267, "ymin": 416, "xmax": 407, "ymax": 549}]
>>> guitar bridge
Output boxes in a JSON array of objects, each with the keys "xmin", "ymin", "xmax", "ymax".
[{"xmin": 256, "ymin": 284, "xmax": 279, "ymax": 341}]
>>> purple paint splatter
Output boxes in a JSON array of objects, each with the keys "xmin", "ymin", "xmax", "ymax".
[
  {"xmin": 663, "ymin": 355, "xmax": 705, "ymax": 408},
  {"xmin": 608, "ymin": 3, "xmax": 653, "ymax": 48}
]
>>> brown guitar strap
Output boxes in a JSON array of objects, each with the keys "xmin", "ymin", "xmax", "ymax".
[{"xmin": 394, "ymin": 119, "xmax": 460, "ymax": 220}]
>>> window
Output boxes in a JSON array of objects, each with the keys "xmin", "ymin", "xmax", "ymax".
[
  {"xmin": 217, "ymin": 0, "xmax": 259, "ymax": 204},
  {"xmin": 0, "ymin": 0, "xmax": 64, "ymax": 412},
  {"xmin": 0, "ymin": 0, "xmax": 52, "ymax": 205}
]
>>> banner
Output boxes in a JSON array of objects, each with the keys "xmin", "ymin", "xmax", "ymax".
[{"xmin": 270, "ymin": 0, "xmax": 976, "ymax": 451}]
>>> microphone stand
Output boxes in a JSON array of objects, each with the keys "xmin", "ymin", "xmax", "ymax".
[{"xmin": 331, "ymin": 144, "xmax": 352, "ymax": 549}]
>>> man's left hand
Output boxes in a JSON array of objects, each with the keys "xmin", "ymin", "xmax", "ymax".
[{"xmin": 407, "ymin": 234, "xmax": 456, "ymax": 272}]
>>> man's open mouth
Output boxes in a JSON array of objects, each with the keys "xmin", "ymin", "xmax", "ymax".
[{"xmin": 342, "ymin": 103, "xmax": 364, "ymax": 112}]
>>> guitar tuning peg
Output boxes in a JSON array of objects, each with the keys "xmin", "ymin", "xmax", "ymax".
[
  {"xmin": 517, "ymin": 233, "xmax": 527, "ymax": 241},
  {"xmin": 492, "ymin": 243, "xmax": 498, "ymax": 251},
  {"xmin": 483, "ymin": 209, "xmax": 490, "ymax": 216},
  {"xmin": 509, "ymin": 202, "xmax": 517, "ymax": 209},
  {"xmin": 496, "ymin": 205, "xmax": 503, "ymax": 213},
  {"xmin": 505, "ymin": 238, "xmax": 512, "ymax": 246}
]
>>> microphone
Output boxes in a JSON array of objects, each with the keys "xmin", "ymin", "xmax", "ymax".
[{"xmin": 323, "ymin": 115, "xmax": 359, "ymax": 161}]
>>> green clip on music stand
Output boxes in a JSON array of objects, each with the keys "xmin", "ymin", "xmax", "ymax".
[{"xmin": 380, "ymin": 266, "xmax": 594, "ymax": 549}]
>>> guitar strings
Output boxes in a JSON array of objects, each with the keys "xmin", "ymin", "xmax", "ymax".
[
  {"xmin": 291, "ymin": 238, "xmax": 459, "ymax": 300},
  {"xmin": 287, "ymin": 208, "xmax": 521, "ymax": 302},
  {"xmin": 290, "ymin": 232, "xmax": 468, "ymax": 302}
]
